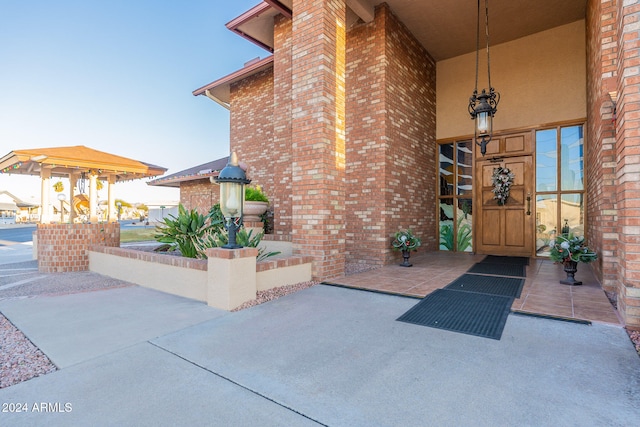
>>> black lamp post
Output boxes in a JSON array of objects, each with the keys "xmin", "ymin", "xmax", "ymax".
[
  {"xmin": 213, "ymin": 152, "xmax": 251, "ymax": 249},
  {"xmin": 468, "ymin": 0, "xmax": 500, "ymax": 156}
]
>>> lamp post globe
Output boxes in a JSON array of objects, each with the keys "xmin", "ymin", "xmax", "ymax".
[{"xmin": 213, "ymin": 152, "xmax": 251, "ymax": 249}]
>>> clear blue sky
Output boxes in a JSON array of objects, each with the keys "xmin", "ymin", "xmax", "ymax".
[{"xmin": 0, "ymin": 0, "xmax": 266, "ymax": 204}]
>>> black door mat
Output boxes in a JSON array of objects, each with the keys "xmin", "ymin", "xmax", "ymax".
[
  {"xmin": 397, "ymin": 289, "xmax": 513, "ymax": 340},
  {"xmin": 444, "ymin": 274, "xmax": 525, "ymax": 298},
  {"xmin": 480, "ymin": 255, "xmax": 529, "ymax": 265},
  {"xmin": 467, "ymin": 262, "xmax": 526, "ymax": 277}
]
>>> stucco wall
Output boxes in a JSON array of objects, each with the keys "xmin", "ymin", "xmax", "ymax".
[
  {"xmin": 90, "ymin": 248, "xmax": 209, "ymax": 302},
  {"xmin": 437, "ymin": 20, "xmax": 587, "ymax": 140}
]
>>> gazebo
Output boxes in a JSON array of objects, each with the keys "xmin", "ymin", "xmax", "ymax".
[{"xmin": 0, "ymin": 145, "xmax": 167, "ymax": 223}]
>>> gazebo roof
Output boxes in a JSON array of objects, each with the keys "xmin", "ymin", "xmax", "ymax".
[{"xmin": 0, "ymin": 145, "xmax": 167, "ymax": 182}]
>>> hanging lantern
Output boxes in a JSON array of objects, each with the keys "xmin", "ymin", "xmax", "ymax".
[{"xmin": 468, "ymin": 0, "xmax": 500, "ymax": 156}]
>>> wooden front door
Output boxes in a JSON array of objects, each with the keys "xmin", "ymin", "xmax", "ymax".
[{"xmin": 474, "ymin": 133, "xmax": 534, "ymax": 257}]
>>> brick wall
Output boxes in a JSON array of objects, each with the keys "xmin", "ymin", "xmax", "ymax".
[
  {"xmin": 383, "ymin": 5, "xmax": 437, "ymax": 255},
  {"xmin": 345, "ymin": 4, "xmax": 436, "ymax": 267},
  {"xmin": 345, "ymin": 6, "xmax": 388, "ymax": 266},
  {"xmin": 290, "ymin": 0, "xmax": 347, "ymax": 280},
  {"xmin": 37, "ymin": 223, "xmax": 119, "ymax": 273},
  {"xmin": 229, "ymin": 67, "xmax": 276, "ymax": 228},
  {"xmin": 272, "ymin": 14, "xmax": 294, "ymax": 237},
  {"xmin": 614, "ymin": 0, "xmax": 640, "ymax": 329},
  {"xmin": 586, "ymin": 0, "xmax": 619, "ymax": 292},
  {"xmin": 225, "ymin": 1, "xmax": 437, "ymax": 276},
  {"xmin": 587, "ymin": 0, "xmax": 640, "ymax": 328},
  {"xmin": 179, "ymin": 179, "xmax": 219, "ymax": 214}
]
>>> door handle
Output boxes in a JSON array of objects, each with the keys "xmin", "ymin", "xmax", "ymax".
[{"xmin": 526, "ymin": 193, "xmax": 531, "ymax": 215}]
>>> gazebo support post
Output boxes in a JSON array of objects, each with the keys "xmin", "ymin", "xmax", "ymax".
[
  {"xmin": 40, "ymin": 168, "xmax": 51, "ymax": 224},
  {"xmin": 69, "ymin": 173, "xmax": 78, "ymax": 223},
  {"xmin": 107, "ymin": 174, "xmax": 117, "ymax": 222},
  {"xmin": 89, "ymin": 173, "xmax": 99, "ymax": 223}
]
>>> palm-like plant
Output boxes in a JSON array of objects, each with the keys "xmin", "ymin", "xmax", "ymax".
[{"xmin": 154, "ymin": 204, "xmax": 218, "ymax": 258}]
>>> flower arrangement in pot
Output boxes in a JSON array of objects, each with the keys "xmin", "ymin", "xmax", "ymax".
[
  {"xmin": 392, "ymin": 229, "xmax": 421, "ymax": 267},
  {"xmin": 549, "ymin": 234, "xmax": 597, "ymax": 286}
]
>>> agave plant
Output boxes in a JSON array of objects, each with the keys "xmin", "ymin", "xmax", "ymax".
[
  {"xmin": 154, "ymin": 204, "xmax": 218, "ymax": 259},
  {"xmin": 201, "ymin": 227, "xmax": 280, "ymax": 262}
]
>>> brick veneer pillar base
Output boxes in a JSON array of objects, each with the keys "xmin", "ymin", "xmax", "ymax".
[{"xmin": 37, "ymin": 223, "xmax": 120, "ymax": 273}]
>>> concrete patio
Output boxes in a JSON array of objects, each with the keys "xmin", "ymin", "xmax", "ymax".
[{"xmin": 0, "ymin": 283, "xmax": 638, "ymax": 426}]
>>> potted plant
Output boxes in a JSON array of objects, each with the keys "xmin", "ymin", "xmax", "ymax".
[
  {"xmin": 244, "ymin": 185, "xmax": 269, "ymax": 222},
  {"xmin": 549, "ymin": 234, "xmax": 597, "ymax": 286},
  {"xmin": 53, "ymin": 181, "xmax": 64, "ymax": 192},
  {"xmin": 392, "ymin": 229, "xmax": 421, "ymax": 267}
]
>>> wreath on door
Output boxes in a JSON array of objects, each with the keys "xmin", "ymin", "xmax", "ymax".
[{"xmin": 491, "ymin": 166, "xmax": 515, "ymax": 206}]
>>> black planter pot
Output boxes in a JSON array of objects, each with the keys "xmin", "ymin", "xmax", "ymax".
[
  {"xmin": 400, "ymin": 250, "xmax": 412, "ymax": 267},
  {"xmin": 560, "ymin": 260, "xmax": 582, "ymax": 286}
]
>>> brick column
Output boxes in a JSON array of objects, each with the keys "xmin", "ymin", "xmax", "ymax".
[
  {"xmin": 272, "ymin": 14, "xmax": 293, "ymax": 237},
  {"xmin": 290, "ymin": 0, "xmax": 347, "ymax": 280},
  {"xmin": 586, "ymin": 0, "xmax": 619, "ymax": 291},
  {"xmin": 614, "ymin": 0, "xmax": 640, "ymax": 329}
]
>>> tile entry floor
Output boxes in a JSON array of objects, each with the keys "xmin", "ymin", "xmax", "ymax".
[{"xmin": 329, "ymin": 252, "xmax": 621, "ymax": 326}]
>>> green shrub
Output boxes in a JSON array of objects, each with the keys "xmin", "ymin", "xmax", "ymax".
[
  {"xmin": 154, "ymin": 203, "xmax": 279, "ymax": 261},
  {"xmin": 245, "ymin": 185, "xmax": 269, "ymax": 202}
]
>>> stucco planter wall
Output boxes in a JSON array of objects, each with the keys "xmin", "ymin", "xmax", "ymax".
[{"xmin": 89, "ymin": 245, "xmax": 313, "ymax": 310}]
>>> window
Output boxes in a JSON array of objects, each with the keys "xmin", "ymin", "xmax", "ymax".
[
  {"xmin": 438, "ymin": 140, "xmax": 473, "ymax": 252},
  {"xmin": 535, "ymin": 124, "xmax": 585, "ymax": 256}
]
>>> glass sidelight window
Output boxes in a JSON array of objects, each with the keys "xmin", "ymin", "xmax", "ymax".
[
  {"xmin": 535, "ymin": 124, "xmax": 585, "ymax": 256},
  {"xmin": 438, "ymin": 140, "xmax": 473, "ymax": 252}
]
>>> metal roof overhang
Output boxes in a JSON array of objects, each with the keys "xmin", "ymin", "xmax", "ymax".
[{"xmin": 192, "ymin": 56, "xmax": 275, "ymax": 108}]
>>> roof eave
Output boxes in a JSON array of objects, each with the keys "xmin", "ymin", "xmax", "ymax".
[{"xmin": 192, "ymin": 55, "xmax": 274, "ymax": 102}]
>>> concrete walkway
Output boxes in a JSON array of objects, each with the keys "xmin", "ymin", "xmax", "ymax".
[{"xmin": 0, "ymin": 284, "xmax": 639, "ymax": 426}]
